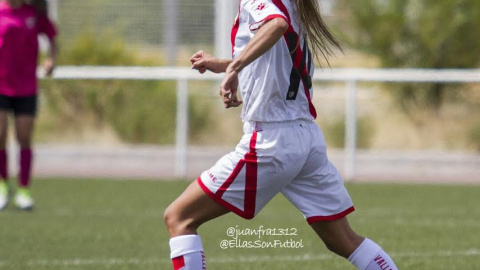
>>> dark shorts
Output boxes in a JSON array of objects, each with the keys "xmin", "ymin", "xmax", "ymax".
[{"xmin": 0, "ymin": 94, "xmax": 38, "ymax": 116}]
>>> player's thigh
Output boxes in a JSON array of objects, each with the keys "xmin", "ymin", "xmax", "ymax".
[
  {"xmin": 281, "ymin": 145, "xmax": 354, "ymax": 223},
  {"xmin": 0, "ymin": 95, "xmax": 11, "ymax": 148},
  {"xmin": 282, "ymin": 137, "xmax": 359, "ymax": 257},
  {"xmin": 199, "ymin": 129, "xmax": 307, "ymax": 219},
  {"xmin": 13, "ymin": 95, "xmax": 37, "ymax": 147},
  {"xmin": 164, "ymin": 180, "xmax": 230, "ymax": 237},
  {"xmin": 14, "ymin": 115, "xmax": 35, "ymax": 147},
  {"xmin": 0, "ymin": 111, "xmax": 8, "ymax": 148}
]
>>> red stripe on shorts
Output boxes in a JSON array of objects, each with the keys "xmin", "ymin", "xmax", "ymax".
[
  {"xmin": 197, "ymin": 132, "xmax": 259, "ymax": 220},
  {"xmin": 215, "ymin": 160, "xmax": 245, "ymax": 198},
  {"xmin": 306, "ymin": 206, "xmax": 355, "ymax": 224},
  {"xmin": 244, "ymin": 132, "xmax": 258, "ymax": 219},
  {"xmin": 198, "ymin": 177, "xmax": 249, "ymax": 218}
]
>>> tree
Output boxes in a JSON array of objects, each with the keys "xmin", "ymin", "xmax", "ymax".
[{"xmin": 337, "ymin": 0, "xmax": 480, "ymax": 111}]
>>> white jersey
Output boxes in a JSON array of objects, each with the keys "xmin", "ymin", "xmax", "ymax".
[{"xmin": 232, "ymin": 0, "xmax": 317, "ymax": 123}]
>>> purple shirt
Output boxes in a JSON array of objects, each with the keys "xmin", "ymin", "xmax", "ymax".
[{"xmin": 0, "ymin": 1, "xmax": 57, "ymax": 97}]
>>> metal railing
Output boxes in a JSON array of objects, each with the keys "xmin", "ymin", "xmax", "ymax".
[{"xmin": 40, "ymin": 66, "xmax": 480, "ymax": 180}]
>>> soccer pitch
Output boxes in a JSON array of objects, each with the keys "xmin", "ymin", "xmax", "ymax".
[{"xmin": 0, "ymin": 179, "xmax": 479, "ymax": 270}]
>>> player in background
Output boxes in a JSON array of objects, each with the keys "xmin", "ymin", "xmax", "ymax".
[
  {"xmin": 164, "ymin": 0, "xmax": 399, "ymax": 270},
  {"xmin": 0, "ymin": 0, "xmax": 58, "ymax": 210}
]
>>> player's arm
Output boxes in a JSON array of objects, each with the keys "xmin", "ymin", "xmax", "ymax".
[
  {"xmin": 190, "ymin": 51, "xmax": 232, "ymax": 74},
  {"xmin": 44, "ymin": 37, "xmax": 58, "ymax": 77},
  {"xmin": 221, "ymin": 17, "xmax": 289, "ymax": 108},
  {"xmin": 227, "ymin": 17, "xmax": 288, "ymax": 74}
]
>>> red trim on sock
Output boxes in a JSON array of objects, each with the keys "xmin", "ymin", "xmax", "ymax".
[
  {"xmin": 172, "ymin": 255, "xmax": 185, "ymax": 270},
  {"xmin": 306, "ymin": 207, "xmax": 355, "ymax": 224}
]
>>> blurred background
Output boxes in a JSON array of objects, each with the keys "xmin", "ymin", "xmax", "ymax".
[
  {"xmin": 30, "ymin": 0, "xmax": 480, "ymax": 183},
  {"xmin": 2, "ymin": 2, "xmax": 477, "ymax": 269}
]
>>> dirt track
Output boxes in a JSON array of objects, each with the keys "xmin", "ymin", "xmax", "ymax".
[{"xmin": 15, "ymin": 144, "xmax": 480, "ymax": 184}]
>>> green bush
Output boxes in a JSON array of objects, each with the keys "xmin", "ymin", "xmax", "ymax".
[
  {"xmin": 337, "ymin": 0, "xmax": 480, "ymax": 112},
  {"xmin": 468, "ymin": 122, "xmax": 480, "ymax": 151},
  {"xmin": 322, "ymin": 116, "xmax": 375, "ymax": 149},
  {"xmin": 39, "ymin": 32, "xmax": 210, "ymax": 144}
]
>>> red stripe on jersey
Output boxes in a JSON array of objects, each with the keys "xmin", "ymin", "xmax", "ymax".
[
  {"xmin": 271, "ymin": 0, "xmax": 291, "ymax": 21},
  {"xmin": 172, "ymin": 256, "xmax": 185, "ymax": 270},
  {"xmin": 231, "ymin": 4, "xmax": 241, "ymax": 57},
  {"xmin": 249, "ymin": 14, "xmax": 288, "ymax": 31},
  {"xmin": 272, "ymin": 0, "xmax": 317, "ymax": 118},
  {"xmin": 306, "ymin": 207, "xmax": 356, "ymax": 224}
]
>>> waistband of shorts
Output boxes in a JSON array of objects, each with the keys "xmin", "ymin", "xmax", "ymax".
[{"xmin": 243, "ymin": 119, "xmax": 313, "ymax": 133}]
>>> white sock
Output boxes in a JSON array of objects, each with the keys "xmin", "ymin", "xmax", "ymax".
[
  {"xmin": 169, "ymin": 235, "xmax": 206, "ymax": 270},
  {"xmin": 348, "ymin": 238, "xmax": 398, "ymax": 270}
]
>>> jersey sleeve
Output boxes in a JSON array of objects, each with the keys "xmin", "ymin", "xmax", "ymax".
[
  {"xmin": 245, "ymin": 0, "xmax": 288, "ymax": 31},
  {"xmin": 37, "ymin": 15, "xmax": 58, "ymax": 40}
]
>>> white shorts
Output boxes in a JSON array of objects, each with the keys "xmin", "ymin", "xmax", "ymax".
[{"xmin": 197, "ymin": 120, "xmax": 354, "ymax": 224}]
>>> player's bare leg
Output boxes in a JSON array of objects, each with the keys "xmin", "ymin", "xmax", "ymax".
[
  {"xmin": 164, "ymin": 181, "xmax": 230, "ymax": 270},
  {"xmin": 15, "ymin": 115, "xmax": 34, "ymax": 186},
  {"xmin": 311, "ymin": 217, "xmax": 399, "ymax": 270},
  {"xmin": 310, "ymin": 217, "xmax": 363, "ymax": 257},
  {"xmin": 14, "ymin": 115, "xmax": 35, "ymax": 210},
  {"xmin": 0, "ymin": 111, "xmax": 8, "ymax": 209},
  {"xmin": 0, "ymin": 111, "xmax": 9, "ymax": 178},
  {"xmin": 15, "ymin": 115, "xmax": 34, "ymax": 150}
]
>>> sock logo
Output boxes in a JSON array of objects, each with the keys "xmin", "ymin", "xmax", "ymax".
[
  {"xmin": 374, "ymin": 255, "xmax": 393, "ymax": 270},
  {"xmin": 201, "ymin": 252, "xmax": 206, "ymax": 270}
]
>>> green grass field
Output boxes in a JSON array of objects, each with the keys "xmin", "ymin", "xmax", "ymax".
[{"xmin": 0, "ymin": 179, "xmax": 479, "ymax": 270}]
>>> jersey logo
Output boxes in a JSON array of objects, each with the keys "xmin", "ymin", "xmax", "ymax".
[{"xmin": 256, "ymin": 3, "xmax": 267, "ymax": 11}]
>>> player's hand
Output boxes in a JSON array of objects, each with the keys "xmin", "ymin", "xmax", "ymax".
[
  {"xmin": 220, "ymin": 68, "xmax": 242, "ymax": 108},
  {"xmin": 44, "ymin": 58, "xmax": 55, "ymax": 77},
  {"xmin": 190, "ymin": 50, "xmax": 224, "ymax": 74}
]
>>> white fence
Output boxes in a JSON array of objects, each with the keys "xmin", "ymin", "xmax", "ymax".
[{"xmin": 40, "ymin": 67, "xmax": 480, "ymax": 180}]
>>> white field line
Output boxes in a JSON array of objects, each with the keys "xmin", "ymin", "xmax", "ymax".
[
  {"xmin": 209, "ymin": 249, "xmax": 480, "ymax": 264},
  {"xmin": 354, "ymin": 217, "xmax": 480, "ymax": 228},
  {"xmin": 32, "ymin": 209, "xmax": 480, "ymax": 229},
  {"xmin": 0, "ymin": 249, "xmax": 477, "ymax": 267},
  {"xmin": 36, "ymin": 208, "xmax": 480, "ymax": 228}
]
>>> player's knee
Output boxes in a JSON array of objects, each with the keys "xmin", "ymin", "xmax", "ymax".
[
  {"xmin": 16, "ymin": 135, "xmax": 30, "ymax": 149},
  {"xmin": 163, "ymin": 204, "xmax": 178, "ymax": 230},
  {"xmin": 0, "ymin": 135, "xmax": 7, "ymax": 149},
  {"xmin": 19, "ymin": 139, "xmax": 32, "ymax": 148},
  {"xmin": 164, "ymin": 204, "xmax": 197, "ymax": 236}
]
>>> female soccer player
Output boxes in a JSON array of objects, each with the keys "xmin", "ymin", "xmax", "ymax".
[
  {"xmin": 165, "ymin": 1, "xmax": 398, "ymax": 269},
  {"xmin": 0, "ymin": 0, "xmax": 58, "ymax": 210}
]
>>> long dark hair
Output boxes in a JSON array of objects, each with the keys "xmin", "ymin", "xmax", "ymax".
[
  {"xmin": 26, "ymin": 0, "xmax": 48, "ymax": 16},
  {"xmin": 295, "ymin": 0, "xmax": 342, "ymax": 64}
]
